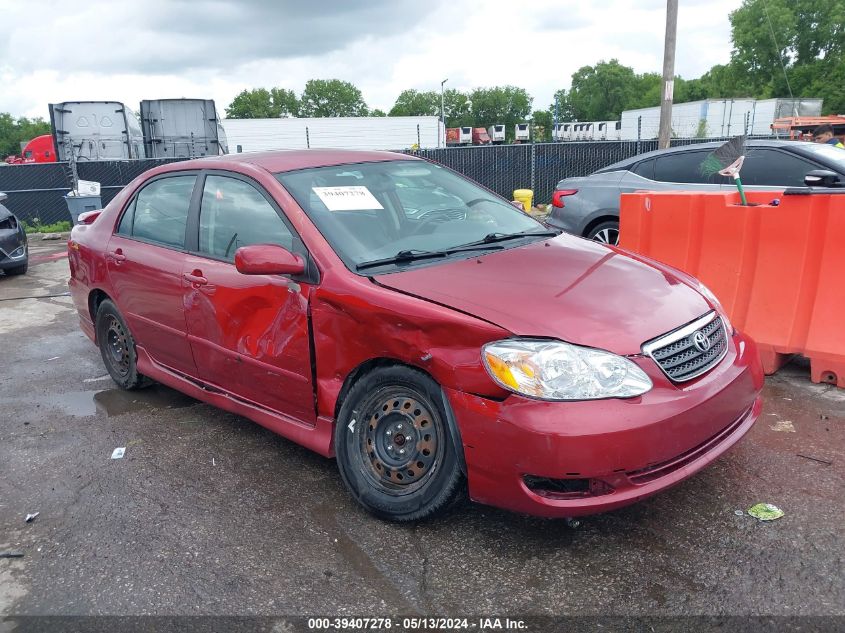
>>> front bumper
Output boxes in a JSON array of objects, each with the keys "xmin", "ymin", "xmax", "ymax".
[{"xmin": 448, "ymin": 330, "xmax": 764, "ymax": 518}]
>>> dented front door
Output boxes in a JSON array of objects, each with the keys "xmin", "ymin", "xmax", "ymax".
[{"xmin": 182, "ymin": 173, "xmax": 316, "ymax": 425}]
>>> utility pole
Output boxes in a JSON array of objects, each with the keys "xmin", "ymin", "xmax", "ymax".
[{"xmin": 658, "ymin": 0, "xmax": 678, "ymax": 149}]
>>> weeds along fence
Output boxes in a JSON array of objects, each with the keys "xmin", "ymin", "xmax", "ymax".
[{"xmin": 0, "ymin": 137, "xmax": 766, "ymax": 224}]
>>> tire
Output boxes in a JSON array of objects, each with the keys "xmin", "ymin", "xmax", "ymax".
[
  {"xmin": 334, "ymin": 365, "xmax": 465, "ymax": 522},
  {"xmin": 5, "ymin": 262, "xmax": 27, "ymax": 275},
  {"xmin": 586, "ymin": 220, "xmax": 620, "ymax": 246},
  {"xmin": 95, "ymin": 299, "xmax": 151, "ymax": 390}
]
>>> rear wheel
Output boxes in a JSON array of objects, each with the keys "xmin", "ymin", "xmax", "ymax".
[
  {"xmin": 95, "ymin": 300, "xmax": 150, "ymax": 390},
  {"xmin": 335, "ymin": 366, "xmax": 464, "ymax": 522},
  {"xmin": 586, "ymin": 220, "xmax": 620, "ymax": 246}
]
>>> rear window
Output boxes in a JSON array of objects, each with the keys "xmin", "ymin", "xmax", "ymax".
[{"xmin": 123, "ymin": 175, "xmax": 195, "ymax": 248}]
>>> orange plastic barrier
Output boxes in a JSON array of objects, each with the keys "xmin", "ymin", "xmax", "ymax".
[{"xmin": 620, "ymin": 190, "xmax": 845, "ymax": 388}]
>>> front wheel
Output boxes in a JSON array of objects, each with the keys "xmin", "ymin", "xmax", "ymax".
[
  {"xmin": 95, "ymin": 299, "xmax": 151, "ymax": 390},
  {"xmin": 586, "ymin": 220, "xmax": 620, "ymax": 246},
  {"xmin": 334, "ymin": 366, "xmax": 464, "ymax": 522}
]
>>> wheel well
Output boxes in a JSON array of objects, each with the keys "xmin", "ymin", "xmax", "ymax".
[
  {"xmin": 583, "ymin": 214, "xmax": 619, "ymax": 238},
  {"xmin": 333, "ymin": 357, "xmax": 466, "ymax": 474},
  {"xmin": 88, "ymin": 289, "xmax": 111, "ymax": 332},
  {"xmin": 333, "ymin": 358, "xmax": 412, "ymax": 422}
]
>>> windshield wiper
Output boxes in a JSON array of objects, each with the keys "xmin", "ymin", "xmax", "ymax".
[
  {"xmin": 448, "ymin": 229, "xmax": 560, "ymax": 252},
  {"xmin": 356, "ymin": 249, "xmax": 448, "ymax": 271}
]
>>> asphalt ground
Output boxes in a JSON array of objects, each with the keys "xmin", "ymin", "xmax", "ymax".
[{"xmin": 0, "ymin": 240, "xmax": 843, "ymax": 631}]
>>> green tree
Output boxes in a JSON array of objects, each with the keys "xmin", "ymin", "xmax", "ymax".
[
  {"xmin": 370, "ymin": 109, "xmax": 387, "ymax": 117},
  {"xmin": 549, "ymin": 89, "xmax": 576, "ymax": 121},
  {"xmin": 299, "ymin": 79, "xmax": 368, "ymax": 117},
  {"xmin": 469, "ymin": 86, "xmax": 532, "ymax": 135},
  {"xmin": 0, "ymin": 113, "xmax": 51, "ymax": 157},
  {"xmin": 388, "ymin": 89, "xmax": 440, "ymax": 116},
  {"xmin": 569, "ymin": 60, "xmax": 638, "ymax": 120},
  {"xmin": 531, "ymin": 109, "xmax": 553, "ymax": 142},
  {"xmin": 728, "ymin": 0, "xmax": 845, "ymax": 112},
  {"xmin": 269, "ymin": 88, "xmax": 300, "ymax": 117}
]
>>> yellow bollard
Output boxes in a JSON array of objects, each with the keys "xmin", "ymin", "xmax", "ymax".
[{"xmin": 512, "ymin": 189, "xmax": 533, "ymax": 213}]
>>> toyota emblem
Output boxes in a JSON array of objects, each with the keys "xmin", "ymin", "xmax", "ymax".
[{"xmin": 691, "ymin": 331, "xmax": 711, "ymax": 352}]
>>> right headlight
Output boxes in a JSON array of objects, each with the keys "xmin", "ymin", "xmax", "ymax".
[{"xmin": 483, "ymin": 339, "xmax": 653, "ymax": 401}]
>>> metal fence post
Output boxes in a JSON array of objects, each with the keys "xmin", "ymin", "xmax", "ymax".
[
  {"xmin": 637, "ymin": 116, "xmax": 643, "ymax": 155},
  {"xmin": 305, "ymin": 127, "xmax": 310, "ymax": 149},
  {"xmin": 530, "ymin": 143, "xmax": 536, "ymax": 197}
]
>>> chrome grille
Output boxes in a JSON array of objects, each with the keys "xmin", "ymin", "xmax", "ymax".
[{"xmin": 642, "ymin": 312, "xmax": 728, "ymax": 382}]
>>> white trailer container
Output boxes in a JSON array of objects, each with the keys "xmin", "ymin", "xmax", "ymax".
[
  {"xmin": 514, "ymin": 123, "xmax": 530, "ymax": 142},
  {"xmin": 223, "ymin": 116, "xmax": 443, "ymax": 152},
  {"xmin": 748, "ymin": 98, "xmax": 823, "ymax": 135},
  {"xmin": 620, "ymin": 98, "xmax": 823, "ymax": 140},
  {"xmin": 595, "ymin": 120, "xmax": 621, "ymax": 141},
  {"xmin": 49, "ymin": 101, "xmax": 145, "ymax": 160},
  {"xmin": 140, "ymin": 98, "xmax": 227, "ymax": 158},
  {"xmin": 621, "ymin": 99, "xmax": 757, "ymax": 140},
  {"xmin": 488, "ymin": 124, "xmax": 506, "ymax": 143}
]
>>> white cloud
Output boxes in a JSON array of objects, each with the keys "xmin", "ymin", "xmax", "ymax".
[{"xmin": 0, "ymin": 0, "xmax": 741, "ymax": 119}]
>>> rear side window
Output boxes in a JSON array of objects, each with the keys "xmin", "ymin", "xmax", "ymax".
[
  {"xmin": 739, "ymin": 149, "xmax": 819, "ymax": 187},
  {"xmin": 198, "ymin": 175, "xmax": 295, "ymax": 261},
  {"xmin": 631, "ymin": 159, "xmax": 655, "ymax": 180},
  {"xmin": 128, "ymin": 175, "xmax": 195, "ymax": 248},
  {"xmin": 653, "ymin": 151, "xmax": 714, "ymax": 184}
]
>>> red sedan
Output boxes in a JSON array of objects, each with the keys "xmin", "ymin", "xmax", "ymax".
[{"xmin": 68, "ymin": 150, "xmax": 764, "ymax": 521}]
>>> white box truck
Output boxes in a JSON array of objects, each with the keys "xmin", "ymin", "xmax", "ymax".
[
  {"xmin": 487, "ymin": 124, "xmax": 506, "ymax": 143},
  {"xmin": 514, "ymin": 123, "xmax": 530, "ymax": 142}
]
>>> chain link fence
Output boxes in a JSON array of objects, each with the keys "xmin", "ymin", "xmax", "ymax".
[{"xmin": 0, "ymin": 137, "xmax": 772, "ymax": 224}]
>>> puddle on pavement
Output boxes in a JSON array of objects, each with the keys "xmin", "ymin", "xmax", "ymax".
[{"xmin": 25, "ymin": 385, "xmax": 198, "ymax": 418}]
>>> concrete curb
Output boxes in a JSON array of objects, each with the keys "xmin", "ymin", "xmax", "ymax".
[{"xmin": 27, "ymin": 232, "xmax": 71, "ymax": 242}]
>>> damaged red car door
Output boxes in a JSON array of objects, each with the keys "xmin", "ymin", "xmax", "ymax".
[{"xmin": 182, "ymin": 173, "xmax": 316, "ymax": 424}]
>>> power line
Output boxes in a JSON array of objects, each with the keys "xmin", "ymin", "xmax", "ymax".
[{"xmin": 762, "ymin": 0, "xmax": 794, "ymax": 101}]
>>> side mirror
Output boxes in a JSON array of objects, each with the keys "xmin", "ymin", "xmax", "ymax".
[
  {"xmin": 804, "ymin": 169, "xmax": 843, "ymax": 188},
  {"xmin": 234, "ymin": 244, "xmax": 305, "ymax": 276}
]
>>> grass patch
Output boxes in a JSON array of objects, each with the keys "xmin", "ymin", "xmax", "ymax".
[{"xmin": 22, "ymin": 220, "xmax": 72, "ymax": 234}]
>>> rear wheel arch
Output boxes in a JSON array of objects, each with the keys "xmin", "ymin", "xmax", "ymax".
[
  {"xmin": 583, "ymin": 212, "xmax": 620, "ymax": 239},
  {"xmin": 88, "ymin": 289, "xmax": 112, "ymax": 340}
]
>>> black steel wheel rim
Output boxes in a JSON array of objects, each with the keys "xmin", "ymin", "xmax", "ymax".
[
  {"xmin": 105, "ymin": 317, "xmax": 131, "ymax": 377},
  {"xmin": 356, "ymin": 386, "xmax": 442, "ymax": 495}
]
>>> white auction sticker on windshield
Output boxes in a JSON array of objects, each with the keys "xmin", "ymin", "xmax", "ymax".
[{"xmin": 312, "ymin": 186, "xmax": 383, "ymax": 211}]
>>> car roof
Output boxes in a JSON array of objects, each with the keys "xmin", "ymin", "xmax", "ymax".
[
  {"xmin": 158, "ymin": 149, "xmax": 417, "ymax": 174},
  {"xmin": 594, "ymin": 139, "xmax": 809, "ymax": 174}
]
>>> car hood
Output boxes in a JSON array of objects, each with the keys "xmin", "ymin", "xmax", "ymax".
[{"xmin": 373, "ymin": 234, "xmax": 711, "ymax": 356}]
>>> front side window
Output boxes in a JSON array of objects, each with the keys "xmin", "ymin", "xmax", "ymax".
[
  {"xmin": 276, "ymin": 160, "xmax": 547, "ymax": 272},
  {"xmin": 129, "ymin": 175, "xmax": 195, "ymax": 248},
  {"xmin": 739, "ymin": 149, "xmax": 818, "ymax": 187},
  {"xmin": 198, "ymin": 175, "xmax": 294, "ymax": 261}
]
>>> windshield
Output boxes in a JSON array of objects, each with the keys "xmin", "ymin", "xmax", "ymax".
[
  {"xmin": 799, "ymin": 142, "xmax": 845, "ymax": 170},
  {"xmin": 276, "ymin": 160, "xmax": 547, "ymax": 271}
]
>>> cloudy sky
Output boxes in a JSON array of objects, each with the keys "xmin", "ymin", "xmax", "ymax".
[{"xmin": 0, "ymin": 0, "xmax": 742, "ymax": 120}]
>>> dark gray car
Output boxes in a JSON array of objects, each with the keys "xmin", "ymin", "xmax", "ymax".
[
  {"xmin": 547, "ymin": 139, "xmax": 845, "ymax": 245},
  {"xmin": 0, "ymin": 192, "xmax": 29, "ymax": 276}
]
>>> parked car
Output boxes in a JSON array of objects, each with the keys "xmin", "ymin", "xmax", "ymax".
[
  {"xmin": 0, "ymin": 193, "xmax": 28, "ymax": 276},
  {"xmin": 548, "ymin": 139, "xmax": 845, "ymax": 245},
  {"xmin": 68, "ymin": 150, "xmax": 763, "ymax": 522}
]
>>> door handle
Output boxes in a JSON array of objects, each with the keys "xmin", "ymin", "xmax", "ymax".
[
  {"xmin": 183, "ymin": 271, "xmax": 208, "ymax": 286},
  {"xmin": 107, "ymin": 250, "xmax": 126, "ymax": 263}
]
